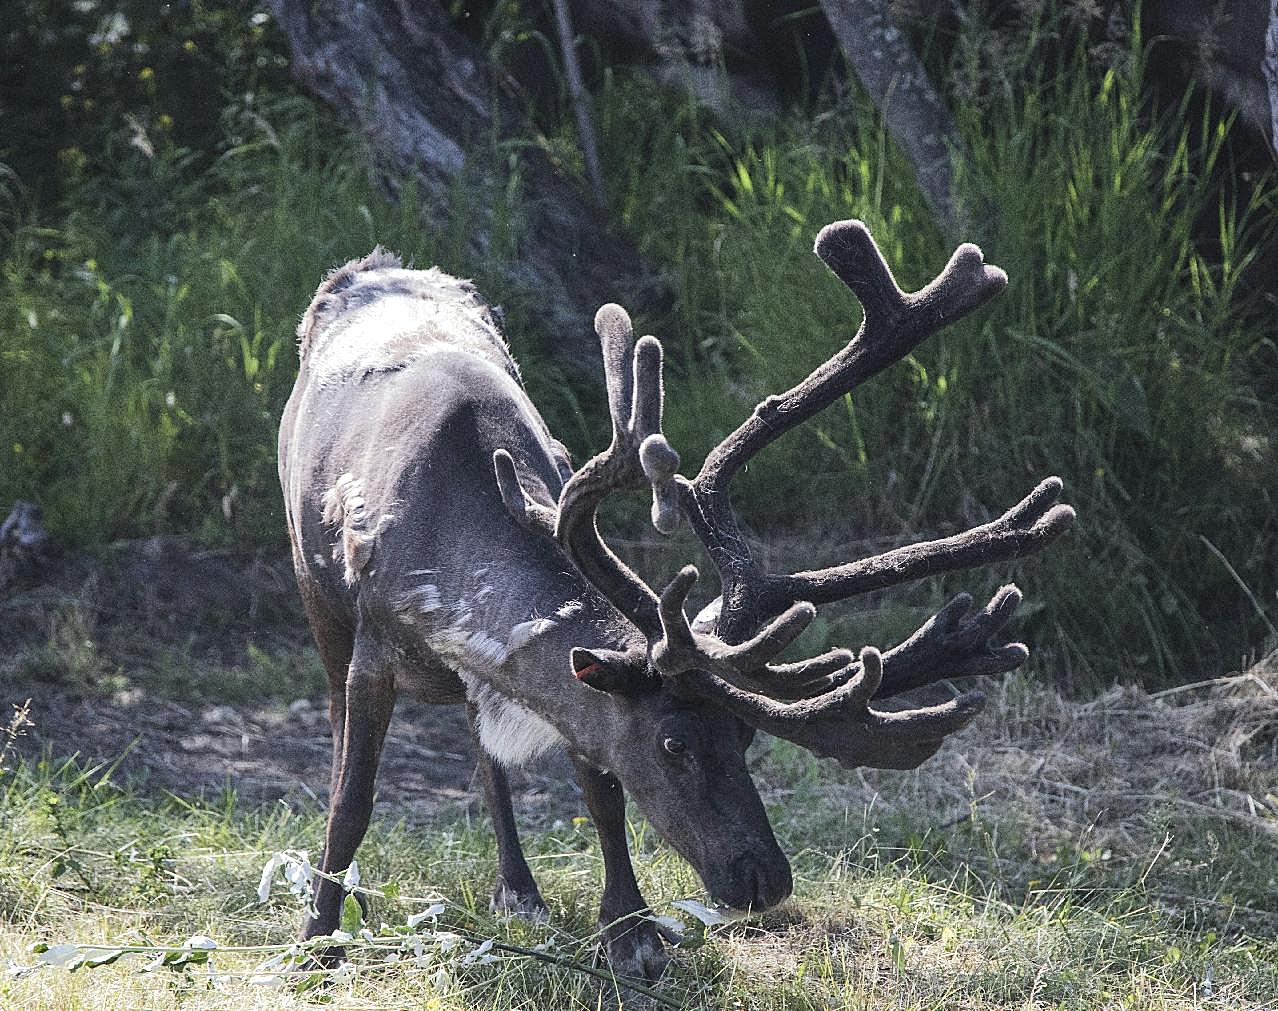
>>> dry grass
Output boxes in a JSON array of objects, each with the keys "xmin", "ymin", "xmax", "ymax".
[
  {"xmin": 1, "ymin": 654, "xmax": 1276, "ymax": 1009},
  {"xmin": 832, "ymin": 652, "xmax": 1278, "ymax": 849}
]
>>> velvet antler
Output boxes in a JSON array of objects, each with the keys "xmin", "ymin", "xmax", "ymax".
[
  {"xmin": 497, "ymin": 220, "xmax": 1076, "ymax": 769},
  {"xmin": 638, "ymin": 221, "xmax": 1074, "ymax": 767}
]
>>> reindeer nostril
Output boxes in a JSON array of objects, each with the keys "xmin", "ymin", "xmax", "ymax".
[{"xmin": 721, "ymin": 852, "xmax": 792, "ymax": 912}]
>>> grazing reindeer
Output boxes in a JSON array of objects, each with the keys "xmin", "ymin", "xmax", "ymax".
[{"xmin": 277, "ymin": 221, "xmax": 1074, "ymax": 979}]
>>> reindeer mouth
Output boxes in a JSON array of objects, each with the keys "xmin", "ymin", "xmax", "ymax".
[{"xmin": 703, "ymin": 852, "xmax": 793, "ymax": 913}]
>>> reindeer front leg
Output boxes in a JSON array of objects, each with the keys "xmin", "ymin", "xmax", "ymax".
[
  {"xmin": 468, "ymin": 703, "xmax": 548, "ymax": 920},
  {"xmin": 570, "ymin": 753, "xmax": 670, "ymax": 982}
]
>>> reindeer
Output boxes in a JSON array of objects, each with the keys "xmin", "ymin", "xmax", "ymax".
[{"xmin": 277, "ymin": 220, "xmax": 1074, "ymax": 980}]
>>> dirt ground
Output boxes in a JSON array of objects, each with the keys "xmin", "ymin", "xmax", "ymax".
[
  {"xmin": 3, "ymin": 680, "xmax": 582, "ymax": 819},
  {"xmin": 1, "ymin": 535, "xmax": 582, "ymax": 822},
  {"xmin": 3, "ymin": 533, "xmax": 1277, "ymax": 860}
]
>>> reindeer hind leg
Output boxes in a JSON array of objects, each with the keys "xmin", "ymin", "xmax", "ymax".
[{"xmin": 303, "ymin": 632, "xmax": 396, "ymax": 944}]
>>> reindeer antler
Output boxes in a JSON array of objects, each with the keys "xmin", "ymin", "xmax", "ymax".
[
  {"xmin": 640, "ymin": 222, "xmax": 1073, "ymax": 631},
  {"xmin": 497, "ymin": 220, "xmax": 1076, "ymax": 769},
  {"xmin": 641, "ymin": 221, "xmax": 1074, "ymax": 768},
  {"xmin": 495, "ymin": 303, "xmax": 673, "ymax": 643}
]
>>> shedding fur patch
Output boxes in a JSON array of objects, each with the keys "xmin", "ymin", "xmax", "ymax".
[
  {"xmin": 506, "ymin": 617, "xmax": 557, "ymax": 653},
  {"xmin": 555, "ymin": 600, "xmax": 583, "ymax": 621},
  {"xmin": 297, "ymin": 248, "xmax": 403, "ymax": 357},
  {"xmin": 296, "ymin": 256, "xmax": 519, "ymax": 387},
  {"xmin": 320, "ymin": 472, "xmax": 393, "ymax": 585},
  {"xmin": 391, "ymin": 579, "xmax": 577, "ymax": 766},
  {"xmin": 401, "ymin": 583, "xmax": 442, "ymax": 613},
  {"xmin": 462, "ymin": 675, "xmax": 564, "ymax": 768}
]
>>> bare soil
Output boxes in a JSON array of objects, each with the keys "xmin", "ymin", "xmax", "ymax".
[
  {"xmin": 4, "ymin": 681, "xmax": 581, "ymax": 818},
  {"xmin": 1, "ymin": 535, "xmax": 581, "ymax": 821},
  {"xmin": 2, "ymin": 533, "xmax": 1276, "ymax": 868}
]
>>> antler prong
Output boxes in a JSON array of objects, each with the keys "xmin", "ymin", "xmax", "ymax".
[
  {"xmin": 640, "ymin": 434, "xmax": 682, "ymax": 534},
  {"xmin": 778, "ymin": 480, "xmax": 1075, "ymax": 606},
  {"xmin": 629, "ymin": 336, "xmax": 663, "ymax": 435},
  {"xmin": 869, "ymin": 689, "xmax": 987, "ymax": 737},
  {"xmin": 720, "ymin": 602, "xmax": 816, "ymax": 670},
  {"xmin": 811, "ymin": 220, "xmax": 906, "ymax": 324},
  {"xmin": 596, "ymin": 303, "xmax": 638, "ymax": 436},
  {"xmin": 655, "ymin": 565, "xmax": 699, "ymax": 651},
  {"xmin": 493, "ymin": 449, "xmax": 557, "ymax": 537}
]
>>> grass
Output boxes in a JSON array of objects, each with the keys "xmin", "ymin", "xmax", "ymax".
[
  {"xmin": 2, "ymin": 657, "xmax": 1276, "ymax": 1009},
  {"xmin": 0, "ymin": 95, "xmax": 544, "ymax": 549},
  {"xmin": 11, "ymin": 626, "xmax": 327, "ymax": 709}
]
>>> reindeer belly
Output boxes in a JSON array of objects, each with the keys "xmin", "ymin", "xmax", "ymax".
[{"xmin": 395, "ymin": 664, "xmax": 468, "ymax": 704}]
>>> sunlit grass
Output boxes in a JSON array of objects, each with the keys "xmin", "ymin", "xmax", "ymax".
[
  {"xmin": 0, "ymin": 96, "xmax": 541, "ymax": 548},
  {"xmin": 3, "ymin": 661, "xmax": 1277, "ymax": 1010}
]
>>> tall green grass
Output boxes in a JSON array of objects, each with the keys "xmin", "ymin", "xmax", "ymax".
[
  {"xmin": 594, "ymin": 34, "xmax": 1277, "ymax": 684},
  {"xmin": 1, "ymin": 97, "xmax": 537, "ymax": 546}
]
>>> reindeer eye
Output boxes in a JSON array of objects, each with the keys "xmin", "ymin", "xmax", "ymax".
[{"xmin": 662, "ymin": 736, "xmax": 687, "ymax": 756}]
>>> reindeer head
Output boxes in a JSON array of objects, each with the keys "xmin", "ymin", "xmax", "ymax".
[{"xmin": 495, "ymin": 221, "xmax": 1075, "ymax": 912}]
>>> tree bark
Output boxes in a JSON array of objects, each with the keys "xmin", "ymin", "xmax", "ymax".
[
  {"xmin": 818, "ymin": 0, "xmax": 965, "ymax": 237},
  {"xmin": 1265, "ymin": 0, "xmax": 1278, "ymax": 158},
  {"xmin": 573, "ymin": 0, "xmax": 967, "ymax": 231},
  {"xmin": 266, "ymin": 0, "xmax": 665, "ymax": 369}
]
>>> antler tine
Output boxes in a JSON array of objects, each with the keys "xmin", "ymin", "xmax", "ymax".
[
  {"xmin": 779, "ymin": 479, "xmax": 1076, "ymax": 606},
  {"xmin": 674, "ymin": 646, "xmax": 989, "ymax": 771},
  {"xmin": 549, "ymin": 305, "xmax": 677, "ymax": 637},
  {"xmin": 492, "ymin": 449, "xmax": 557, "ymax": 537},
  {"xmin": 597, "ymin": 303, "xmax": 641, "ymax": 442}
]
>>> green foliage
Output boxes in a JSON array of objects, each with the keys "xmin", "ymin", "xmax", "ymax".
[
  {"xmin": 594, "ymin": 29, "xmax": 1277, "ymax": 683},
  {"xmin": 1, "ymin": 96, "xmax": 524, "ymax": 546},
  {"xmin": 0, "ymin": 1, "xmax": 291, "ymax": 206},
  {"xmin": 1, "ymin": 5, "xmax": 1275, "ymax": 684}
]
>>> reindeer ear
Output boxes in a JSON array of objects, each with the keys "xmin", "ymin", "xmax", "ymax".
[{"xmin": 570, "ymin": 647, "xmax": 649, "ymax": 695}]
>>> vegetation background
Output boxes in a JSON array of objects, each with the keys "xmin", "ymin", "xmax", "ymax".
[{"xmin": 3, "ymin": 0, "xmax": 1276, "ymax": 688}]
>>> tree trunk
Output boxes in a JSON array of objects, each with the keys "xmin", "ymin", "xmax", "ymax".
[
  {"xmin": 266, "ymin": 0, "xmax": 665, "ymax": 370},
  {"xmin": 818, "ymin": 0, "xmax": 964, "ymax": 237},
  {"xmin": 574, "ymin": 0, "xmax": 966, "ymax": 230},
  {"xmin": 1264, "ymin": 0, "xmax": 1278, "ymax": 158}
]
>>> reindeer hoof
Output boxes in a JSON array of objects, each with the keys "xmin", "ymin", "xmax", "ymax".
[
  {"xmin": 598, "ymin": 918, "xmax": 670, "ymax": 983},
  {"xmin": 295, "ymin": 943, "xmax": 346, "ymax": 974},
  {"xmin": 490, "ymin": 879, "xmax": 549, "ymax": 924}
]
